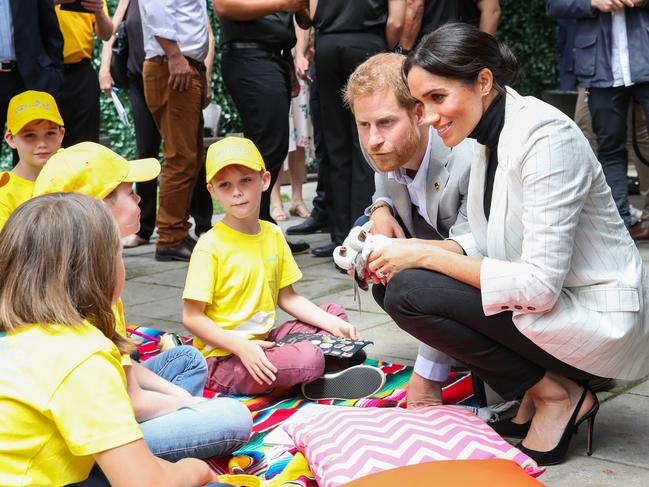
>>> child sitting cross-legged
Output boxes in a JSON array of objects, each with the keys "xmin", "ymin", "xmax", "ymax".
[
  {"xmin": 182, "ymin": 137, "xmax": 385, "ymax": 400},
  {"xmin": 0, "ymin": 90, "xmax": 64, "ymax": 230},
  {"xmin": 0, "ymin": 194, "xmax": 220, "ymax": 486}
]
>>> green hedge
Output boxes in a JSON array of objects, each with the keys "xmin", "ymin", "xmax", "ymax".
[{"xmin": 1, "ymin": 0, "xmax": 559, "ymax": 168}]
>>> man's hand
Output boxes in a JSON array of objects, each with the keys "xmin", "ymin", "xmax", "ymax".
[
  {"xmin": 233, "ymin": 340, "xmax": 278, "ymax": 386},
  {"xmin": 370, "ymin": 206, "xmax": 406, "ymax": 238},
  {"xmin": 168, "ymin": 54, "xmax": 193, "ymax": 92},
  {"xmin": 80, "ymin": 0, "xmax": 105, "ymax": 14},
  {"xmin": 591, "ymin": 0, "xmax": 635, "ymax": 11},
  {"xmin": 279, "ymin": 0, "xmax": 309, "ymax": 12}
]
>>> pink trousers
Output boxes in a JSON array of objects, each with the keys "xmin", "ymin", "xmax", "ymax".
[{"xmin": 205, "ymin": 303, "xmax": 348, "ymax": 395}]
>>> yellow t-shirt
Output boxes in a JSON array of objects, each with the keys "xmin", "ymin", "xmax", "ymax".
[
  {"xmin": 55, "ymin": 2, "xmax": 108, "ymax": 64},
  {"xmin": 113, "ymin": 297, "xmax": 132, "ymax": 366},
  {"xmin": 182, "ymin": 220, "xmax": 302, "ymax": 358},
  {"xmin": 0, "ymin": 322, "xmax": 142, "ymax": 486},
  {"xmin": 0, "ymin": 172, "xmax": 34, "ymax": 232}
]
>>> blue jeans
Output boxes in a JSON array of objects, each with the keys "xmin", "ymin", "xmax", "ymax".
[
  {"xmin": 142, "ymin": 345, "xmax": 207, "ymax": 396},
  {"xmin": 139, "ymin": 397, "xmax": 252, "ymax": 461},
  {"xmin": 139, "ymin": 346, "xmax": 253, "ymax": 461}
]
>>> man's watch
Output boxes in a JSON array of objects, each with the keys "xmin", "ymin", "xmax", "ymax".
[
  {"xmin": 394, "ymin": 45, "xmax": 411, "ymax": 56},
  {"xmin": 368, "ymin": 200, "xmax": 393, "ymax": 217}
]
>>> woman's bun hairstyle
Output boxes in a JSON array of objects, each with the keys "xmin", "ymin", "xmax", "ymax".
[{"xmin": 403, "ymin": 22, "xmax": 518, "ymax": 95}]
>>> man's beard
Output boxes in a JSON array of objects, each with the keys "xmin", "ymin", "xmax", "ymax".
[{"xmin": 369, "ymin": 123, "xmax": 421, "ymax": 172}]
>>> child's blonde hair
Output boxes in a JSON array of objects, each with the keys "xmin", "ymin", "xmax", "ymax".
[{"xmin": 0, "ymin": 193, "xmax": 133, "ymax": 354}]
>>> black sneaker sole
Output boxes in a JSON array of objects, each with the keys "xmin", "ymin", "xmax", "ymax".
[{"xmin": 301, "ymin": 365, "xmax": 386, "ymax": 401}]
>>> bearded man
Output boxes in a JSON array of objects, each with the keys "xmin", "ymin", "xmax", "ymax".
[{"xmin": 344, "ymin": 52, "xmax": 475, "ymax": 407}]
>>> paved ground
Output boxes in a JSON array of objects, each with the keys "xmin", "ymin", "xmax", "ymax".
[{"xmin": 123, "ymin": 182, "xmax": 649, "ymax": 486}]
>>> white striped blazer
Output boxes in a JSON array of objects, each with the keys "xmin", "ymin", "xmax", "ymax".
[{"xmin": 453, "ymin": 87, "xmax": 649, "ymax": 380}]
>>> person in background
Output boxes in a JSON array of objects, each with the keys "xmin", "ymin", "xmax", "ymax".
[
  {"xmin": 99, "ymin": 0, "xmax": 215, "ymax": 248},
  {"xmin": 270, "ymin": 23, "xmax": 314, "ymax": 222},
  {"xmin": 0, "ymin": 0, "xmax": 63, "ymax": 136},
  {"xmin": 399, "ymin": 0, "xmax": 501, "ymax": 53},
  {"xmin": 546, "ymin": 0, "xmax": 649, "ymax": 231},
  {"xmin": 55, "ymin": 0, "xmax": 112, "ymax": 147},
  {"xmin": 309, "ymin": 0, "xmax": 406, "ymax": 258},
  {"xmin": 139, "ymin": 0, "xmax": 213, "ymax": 262}
]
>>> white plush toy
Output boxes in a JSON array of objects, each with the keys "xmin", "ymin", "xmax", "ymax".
[{"xmin": 333, "ymin": 221, "xmax": 392, "ymax": 290}]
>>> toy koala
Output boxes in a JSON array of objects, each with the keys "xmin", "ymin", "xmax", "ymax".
[{"xmin": 333, "ymin": 221, "xmax": 392, "ymax": 290}]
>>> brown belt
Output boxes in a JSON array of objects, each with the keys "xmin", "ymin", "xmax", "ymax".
[{"xmin": 147, "ymin": 55, "xmax": 205, "ymax": 72}]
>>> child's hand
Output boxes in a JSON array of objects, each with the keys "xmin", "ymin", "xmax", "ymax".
[
  {"xmin": 329, "ymin": 322, "xmax": 360, "ymax": 340},
  {"xmin": 234, "ymin": 340, "xmax": 278, "ymax": 386}
]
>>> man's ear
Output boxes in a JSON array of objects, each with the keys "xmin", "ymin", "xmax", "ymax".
[
  {"xmin": 261, "ymin": 170, "xmax": 271, "ymax": 191},
  {"xmin": 4, "ymin": 131, "xmax": 17, "ymax": 149},
  {"xmin": 414, "ymin": 102, "xmax": 424, "ymax": 125}
]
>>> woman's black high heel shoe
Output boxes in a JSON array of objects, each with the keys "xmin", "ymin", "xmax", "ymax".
[
  {"xmin": 490, "ymin": 417, "xmax": 531, "ymax": 438},
  {"xmin": 516, "ymin": 385, "xmax": 599, "ymax": 466}
]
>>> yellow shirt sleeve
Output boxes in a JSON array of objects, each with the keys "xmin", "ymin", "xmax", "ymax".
[
  {"xmin": 49, "ymin": 351, "xmax": 142, "ymax": 456},
  {"xmin": 183, "ymin": 245, "xmax": 218, "ymax": 304},
  {"xmin": 277, "ymin": 232, "xmax": 302, "ymax": 289}
]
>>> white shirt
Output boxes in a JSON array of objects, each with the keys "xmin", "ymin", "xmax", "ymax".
[
  {"xmin": 139, "ymin": 0, "xmax": 208, "ymax": 62},
  {"xmin": 611, "ymin": 9, "xmax": 633, "ymax": 87},
  {"xmin": 0, "ymin": 0, "xmax": 15, "ymax": 61}
]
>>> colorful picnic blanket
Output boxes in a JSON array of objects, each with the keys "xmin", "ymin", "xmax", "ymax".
[{"xmin": 127, "ymin": 326, "xmax": 477, "ymax": 485}]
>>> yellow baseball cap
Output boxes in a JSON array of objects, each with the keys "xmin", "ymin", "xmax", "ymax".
[
  {"xmin": 205, "ymin": 136, "xmax": 266, "ymax": 183},
  {"xmin": 33, "ymin": 142, "xmax": 160, "ymax": 200},
  {"xmin": 6, "ymin": 90, "xmax": 64, "ymax": 134}
]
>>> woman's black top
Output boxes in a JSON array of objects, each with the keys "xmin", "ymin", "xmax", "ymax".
[{"xmin": 468, "ymin": 93, "xmax": 506, "ymax": 221}]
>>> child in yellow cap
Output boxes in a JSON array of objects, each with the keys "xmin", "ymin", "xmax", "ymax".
[
  {"xmin": 183, "ymin": 136, "xmax": 385, "ymax": 400},
  {"xmin": 0, "ymin": 90, "xmax": 64, "ymax": 230},
  {"xmin": 32, "ymin": 141, "xmax": 252, "ymax": 462}
]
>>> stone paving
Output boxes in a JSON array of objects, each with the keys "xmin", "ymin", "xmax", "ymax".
[{"xmin": 122, "ymin": 182, "xmax": 649, "ymax": 486}]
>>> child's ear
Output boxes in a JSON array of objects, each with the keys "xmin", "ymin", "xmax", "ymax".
[
  {"xmin": 4, "ymin": 131, "xmax": 17, "ymax": 149},
  {"xmin": 58, "ymin": 126, "xmax": 66, "ymax": 141},
  {"xmin": 207, "ymin": 182, "xmax": 217, "ymax": 199},
  {"xmin": 261, "ymin": 171, "xmax": 271, "ymax": 191}
]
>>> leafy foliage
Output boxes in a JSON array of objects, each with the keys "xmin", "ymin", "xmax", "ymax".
[{"xmin": 497, "ymin": 0, "xmax": 560, "ymax": 97}]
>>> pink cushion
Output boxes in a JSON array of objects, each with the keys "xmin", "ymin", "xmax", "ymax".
[{"xmin": 284, "ymin": 405, "xmax": 544, "ymax": 487}]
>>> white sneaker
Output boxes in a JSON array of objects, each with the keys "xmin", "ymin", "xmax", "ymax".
[{"xmin": 301, "ymin": 365, "xmax": 386, "ymax": 401}]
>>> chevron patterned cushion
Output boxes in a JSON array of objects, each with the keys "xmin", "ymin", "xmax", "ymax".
[{"xmin": 285, "ymin": 405, "xmax": 544, "ymax": 487}]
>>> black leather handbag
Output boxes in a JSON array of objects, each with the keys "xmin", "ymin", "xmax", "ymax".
[{"xmin": 110, "ymin": 21, "xmax": 129, "ymax": 89}]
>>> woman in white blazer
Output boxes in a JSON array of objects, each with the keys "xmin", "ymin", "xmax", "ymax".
[{"xmin": 367, "ymin": 23, "xmax": 649, "ymax": 466}]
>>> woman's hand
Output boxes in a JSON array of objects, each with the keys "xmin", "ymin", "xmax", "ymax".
[
  {"xmin": 99, "ymin": 69, "xmax": 114, "ymax": 96},
  {"xmin": 367, "ymin": 239, "xmax": 435, "ymax": 283},
  {"xmin": 232, "ymin": 339, "xmax": 278, "ymax": 386}
]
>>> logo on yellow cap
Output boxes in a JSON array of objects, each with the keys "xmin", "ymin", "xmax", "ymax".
[
  {"xmin": 206, "ymin": 137, "xmax": 266, "ymax": 183},
  {"xmin": 6, "ymin": 90, "xmax": 64, "ymax": 134}
]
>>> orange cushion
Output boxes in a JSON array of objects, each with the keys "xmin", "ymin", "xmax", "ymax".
[{"xmin": 341, "ymin": 459, "xmax": 545, "ymax": 487}]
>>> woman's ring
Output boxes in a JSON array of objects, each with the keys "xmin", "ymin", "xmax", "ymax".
[{"xmin": 377, "ymin": 270, "xmax": 387, "ymax": 278}]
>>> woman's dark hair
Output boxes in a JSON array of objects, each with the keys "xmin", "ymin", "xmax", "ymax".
[{"xmin": 403, "ymin": 22, "xmax": 518, "ymax": 95}]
